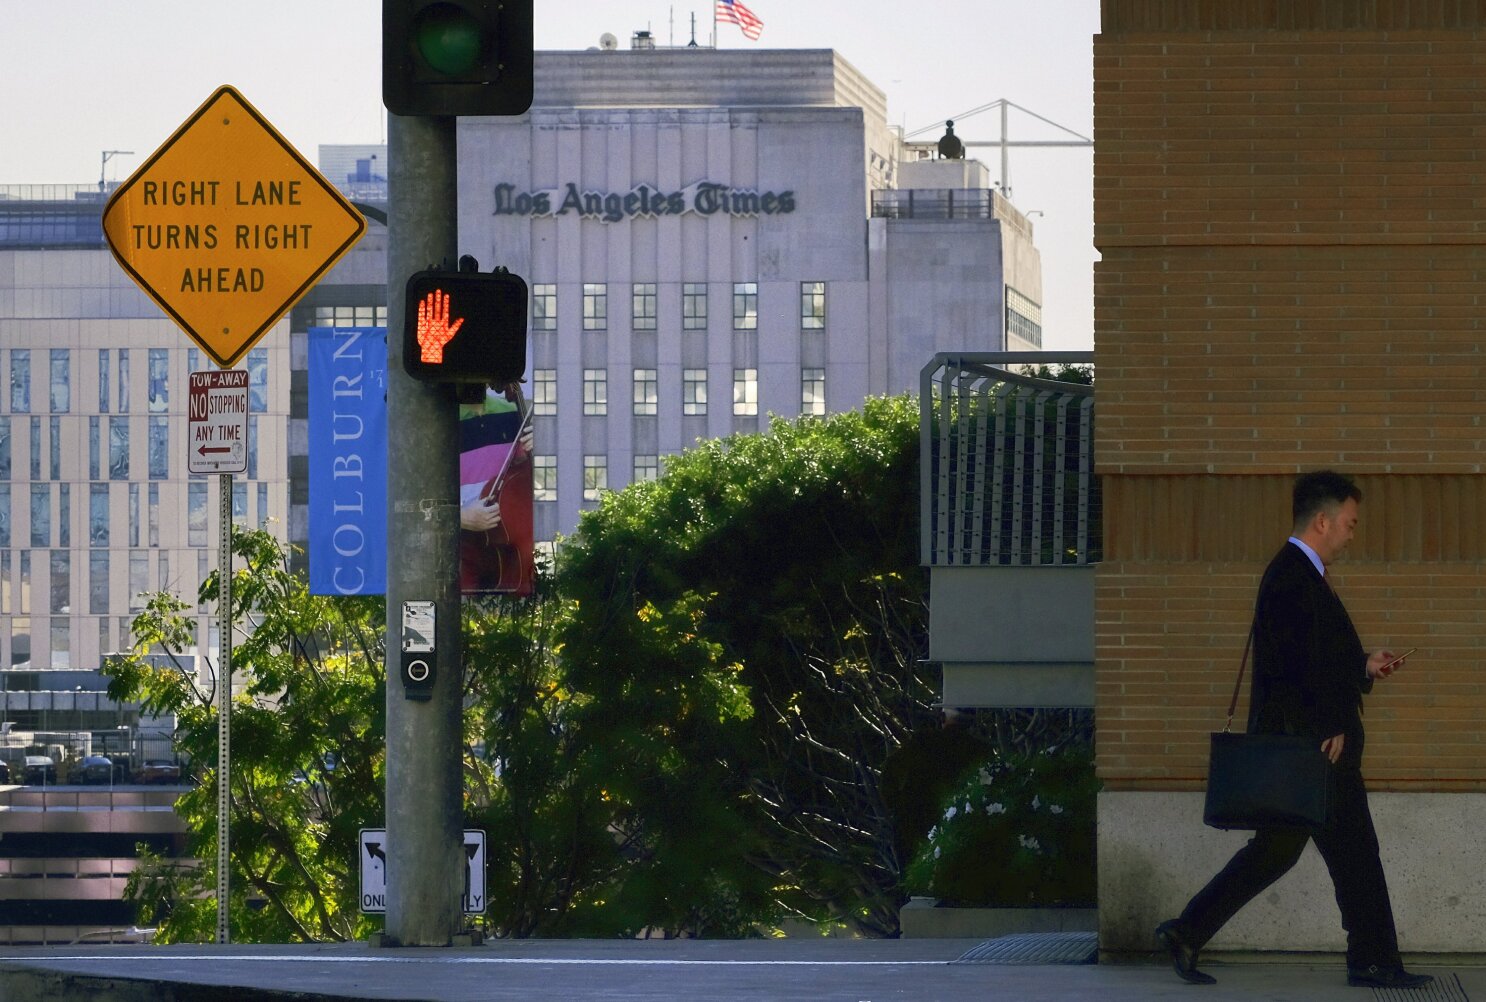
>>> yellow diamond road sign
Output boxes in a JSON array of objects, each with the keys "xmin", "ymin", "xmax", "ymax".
[{"xmin": 103, "ymin": 85, "xmax": 366, "ymax": 368}]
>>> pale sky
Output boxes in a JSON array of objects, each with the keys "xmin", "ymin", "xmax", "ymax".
[{"xmin": 0, "ymin": 0, "xmax": 1098, "ymax": 349}]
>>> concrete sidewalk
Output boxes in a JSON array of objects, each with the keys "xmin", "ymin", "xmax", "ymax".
[{"xmin": 0, "ymin": 939, "xmax": 1476, "ymax": 1001}]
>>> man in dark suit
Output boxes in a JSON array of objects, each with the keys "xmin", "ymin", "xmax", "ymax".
[{"xmin": 1155, "ymin": 471, "xmax": 1432, "ymax": 990}]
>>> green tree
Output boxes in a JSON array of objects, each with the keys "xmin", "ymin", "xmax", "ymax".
[
  {"xmin": 106, "ymin": 527, "xmax": 386, "ymax": 943},
  {"xmin": 556, "ymin": 395, "xmax": 935, "ymax": 936}
]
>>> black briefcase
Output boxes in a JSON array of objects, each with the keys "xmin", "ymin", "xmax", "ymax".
[
  {"xmin": 1203, "ymin": 731, "xmax": 1329, "ymax": 830},
  {"xmin": 1201, "ymin": 625, "xmax": 1330, "ymax": 831}
]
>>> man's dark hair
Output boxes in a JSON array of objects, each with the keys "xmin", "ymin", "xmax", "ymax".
[{"xmin": 1293, "ymin": 470, "xmax": 1362, "ymax": 527}]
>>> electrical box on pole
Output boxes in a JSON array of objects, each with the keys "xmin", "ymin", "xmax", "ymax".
[
  {"xmin": 383, "ymin": 0, "xmax": 534, "ymax": 117},
  {"xmin": 402, "ymin": 261, "xmax": 527, "ymax": 386}
]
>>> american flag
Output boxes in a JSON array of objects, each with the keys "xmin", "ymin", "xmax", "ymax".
[{"xmin": 717, "ymin": 0, "xmax": 764, "ymax": 40}]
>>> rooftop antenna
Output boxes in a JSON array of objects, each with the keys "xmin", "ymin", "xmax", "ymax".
[
  {"xmin": 688, "ymin": 11, "xmax": 699, "ymax": 46},
  {"xmin": 100, "ymin": 150, "xmax": 134, "ymax": 191},
  {"xmin": 906, "ymin": 99, "xmax": 1091, "ymax": 201}
]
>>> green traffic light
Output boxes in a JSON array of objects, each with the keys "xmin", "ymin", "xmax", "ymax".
[{"xmin": 414, "ymin": 3, "xmax": 487, "ymax": 76}]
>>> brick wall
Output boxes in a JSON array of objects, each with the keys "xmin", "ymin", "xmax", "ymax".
[{"xmin": 1094, "ymin": 6, "xmax": 1486, "ymax": 791}]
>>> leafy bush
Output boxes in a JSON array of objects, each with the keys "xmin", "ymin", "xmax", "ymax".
[{"xmin": 905, "ymin": 742, "xmax": 1098, "ymax": 908}]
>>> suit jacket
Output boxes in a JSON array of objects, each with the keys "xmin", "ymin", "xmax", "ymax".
[{"xmin": 1247, "ymin": 541, "xmax": 1374, "ymax": 770}]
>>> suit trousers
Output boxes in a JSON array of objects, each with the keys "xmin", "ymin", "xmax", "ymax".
[{"xmin": 1179, "ymin": 765, "xmax": 1400, "ymax": 968}]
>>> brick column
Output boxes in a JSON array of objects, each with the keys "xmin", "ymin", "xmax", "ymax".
[{"xmin": 1094, "ymin": 1, "xmax": 1486, "ymax": 953}]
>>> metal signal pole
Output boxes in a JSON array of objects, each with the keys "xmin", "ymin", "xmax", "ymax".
[{"xmin": 383, "ymin": 112, "xmax": 465, "ymax": 946}]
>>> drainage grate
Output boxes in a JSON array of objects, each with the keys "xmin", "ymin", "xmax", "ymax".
[
  {"xmin": 954, "ymin": 931, "xmax": 1098, "ymax": 965},
  {"xmin": 1371, "ymin": 972, "xmax": 1468, "ymax": 1002}
]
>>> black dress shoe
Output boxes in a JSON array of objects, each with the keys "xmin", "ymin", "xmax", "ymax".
[
  {"xmin": 1346, "ymin": 965, "xmax": 1434, "ymax": 989},
  {"xmin": 1155, "ymin": 919, "xmax": 1216, "ymax": 985}
]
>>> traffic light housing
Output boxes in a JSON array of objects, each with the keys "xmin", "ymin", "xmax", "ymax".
[
  {"xmin": 403, "ymin": 267, "xmax": 527, "ymax": 386},
  {"xmin": 383, "ymin": 0, "xmax": 534, "ymax": 117}
]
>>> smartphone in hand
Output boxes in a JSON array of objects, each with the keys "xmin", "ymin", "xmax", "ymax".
[{"xmin": 1378, "ymin": 648, "xmax": 1417, "ymax": 676}]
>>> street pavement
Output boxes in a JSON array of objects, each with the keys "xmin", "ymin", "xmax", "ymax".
[{"xmin": 0, "ymin": 938, "xmax": 1477, "ymax": 1001}]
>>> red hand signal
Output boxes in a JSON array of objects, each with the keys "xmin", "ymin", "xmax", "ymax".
[{"xmin": 416, "ymin": 288, "xmax": 465, "ymax": 363}]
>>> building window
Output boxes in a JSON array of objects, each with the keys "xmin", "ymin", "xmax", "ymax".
[
  {"xmin": 148, "ymin": 483, "xmax": 159, "ymax": 547},
  {"xmin": 682, "ymin": 283, "xmax": 708, "ymax": 330},
  {"xmin": 58, "ymin": 483, "xmax": 69, "ymax": 547},
  {"xmin": 49, "ymin": 416, "xmax": 60, "ymax": 479},
  {"xmin": 583, "ymin": 369, "xmax": 607, "ymax": 416},
  {"xmin": 108, "ymin": 417, "xmax": 129, "ymax": 479},
  {"xmin": 117, "ymin": 349, "xmax": 130, "ymax": 413},
  {"xmin": 248, "ymin": 415, "xmax": 259, "ymax": 479},
  {"xmin": 90, "ymin": 484, "xmax": 109, "ymax": 546},
  {"xmin": 233, "ymin": 481, "xmax": 248, "ymax": 521},
  {"xmin": 582, "ymin": 455, "xmax": 607, "ymax": 501},
  {"xmin": 583, "ymin": 283, "xmax": 607, "ymax": 330},
  {"xmin": 30, "ymin": 484, "xmax": 49, "ymax": 547},
  {"xmin": 29, "ymin": 417, "xmax": 40, "ymax": 480},
  {"xmin": 258, "ymin": 482, "xmax": 269, "ymax": 526},
  {"xmin": 49, "ymin": 349, "xmax": 70, "ymax": 413},
  {"xmin": 632, "ymin": 283, "xmax": 657, "ymax": 330},
  {"xmin": 130, "ymin": 551, "xmax": 148, "ymax": 611},
  {"xmin": 532, "ymin": 455, "xmax": 557, "ymax": 501},
  {"xmin": 188, "ymin": 347, "xmax": 201, "ymax": 373},
  {"xmin": 532, "ymin": 284, "xmax": 557, "ymax": 332},
  {"xmin": 98, "ymin": 349, "xmax": 110, "ymax": 413},
  {"xmin": 149, "ymin": 416, "xmax": 169, "ymax": 479},
  {"xmin": 189, "ymin": 481, "xmax": 208, "ymax": 547},
  {"xmin": 128, "ymin": 483, "xmax": 139, "ymax": 547},
  {"xmin": 90, "ymin": 551, "xmax": 109, "ymax": 615},
  {"xmin": 88, "ymin": 417, "xmax": 99, "ymax": 479},
  {"xmin": 50, "ymin": 550, "xmax": 69, "ymax": 615},
  {"xmin": 1006, "ymin": 287, "xmax": 1043, "ymax": 348},
  {"xmin": 51, "ymin": 618, "xmax": 70, "ymax": 669},
  {"xmin": 733, "ymin": 282, "xmax": 758, "ymax": 330},
  {"xmin": 800, "ymin": 281, "xmax": 826, "ymax": 330},
  {"xmin": 10, "ymin": 350, "xmax": 30, "ymax": 413},
  {"xmin": 313, "ymin": 305, "xmax": 388, "ymax": 327},
  {"xmin": 148, "ymin": 348, "xmax": 169, "ymax": 413},
  {"xmin": 802, "ymin": 368, "xmax": 826, "ymax": 416},
  {"xmin": 683, "ymin": 369, "xmax": 708, "ymax": 416},
  {"xmin": 532, "ymin": 369, "xmax": 557, "ymax": 416},
  {"xmin": 0, "ymin": 483, "xmax": 9, "ymax": 546},
  {"xmin": 733, "ymin": 368, "xmax": 758, "ymax": 416},
  {"xmin": 632, "ymin": 369, "xmax": 658, "ymax": 416},
  {"xmin": 248, "ymin": 348, "xmax": 268, "ymax": 412},
  {"xmin": 0, "ymin": 417, "xmax": 9, "ymax": 479},
  {"xmin": 634, "ymin": 454, "xmax": 660, "ymax": 483}
]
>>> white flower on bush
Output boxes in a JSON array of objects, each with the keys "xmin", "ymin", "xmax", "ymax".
[
  {"xmin": 933, "ymin": 846, "xmax": 942, "ymax": 859},
  {"xmin": 1032, "ymin": 795, "xmax": 1041, "ymax": 810},
  {"xmin": 1050, "ymin": 804, "xmax": 1065, "ymax": 815},
  {"xmin": 1018, "ymin": 834, "xmax": 1041, "ymax": 851},
  {"xmin": 927, "ymin": 825, "xmax": 938, "ymax": 842},
  {"xmin": 985, "ymin": 802, "xmax": 1006, "ymax": 815},
  {"xmin": 944, "ymin": 805, "xmax": 958, "ymax": 821}
]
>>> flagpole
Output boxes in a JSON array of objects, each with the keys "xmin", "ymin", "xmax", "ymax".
[{"xmin": 712, "ymin": 2, "xmax": 718, "ymax": 47}]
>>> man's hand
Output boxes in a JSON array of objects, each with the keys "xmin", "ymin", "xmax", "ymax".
[
  {"xmin": 1321, "ymin": 733, "xmax": 1345, "ymax": 764},
  {"xmin": 1367, "ymin": 648, "xmax": 1407, "ymax": 680},
  {"xmin": 460, "ymin": 497, "xmax": 502, "ymax": 532}
]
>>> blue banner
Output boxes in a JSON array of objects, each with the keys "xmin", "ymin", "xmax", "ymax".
[{"xmin": 308, "ymin": 327, "xmax": 387, "ymax": 595}]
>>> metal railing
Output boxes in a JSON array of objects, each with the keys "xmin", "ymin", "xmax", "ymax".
[
  {"xmin": 920, "ymin": 353, "xmax": 1099, "ymax": 567},
  {"xmin": 872, "ymin": 188, "xmax": 997, "ymax": 220}
]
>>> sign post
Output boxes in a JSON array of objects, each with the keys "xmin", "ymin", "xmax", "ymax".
[
  {"xmin": 188, "ymin": 369, "xmax": 248, "ymax": 943},
  {"xmin": 101, "ymin": 86, "xmax": 364, "ymax": 945}
]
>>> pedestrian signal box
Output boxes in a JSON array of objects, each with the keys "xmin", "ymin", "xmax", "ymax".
[{"xmin": 402, "ymin": 266, "xmax": 527, "ymax": 386}]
